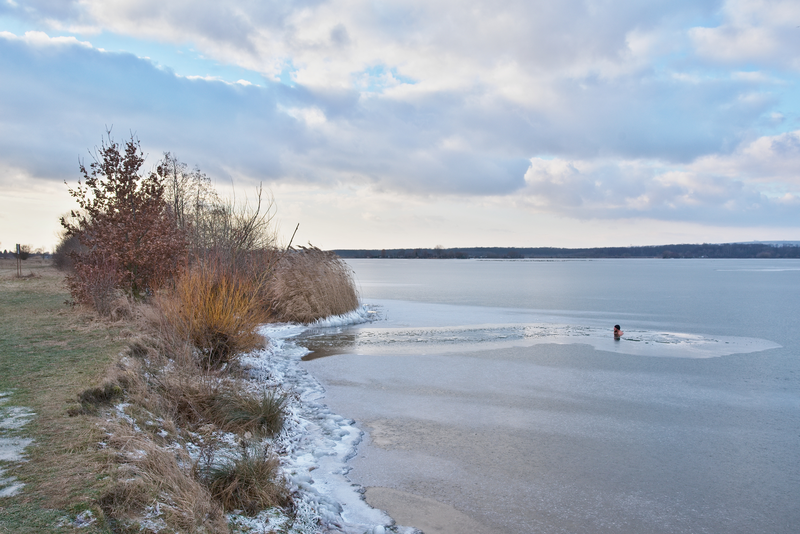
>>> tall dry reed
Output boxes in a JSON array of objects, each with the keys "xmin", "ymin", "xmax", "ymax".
[
  {"xmin": 159, "ymin": 256, "xmax": 269, "ymax": 369},
  {"xmin": 265, "ymin": 246, "xmax": 359, "ymax": 323}
]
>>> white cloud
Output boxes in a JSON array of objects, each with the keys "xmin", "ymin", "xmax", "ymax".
[
  {"xmin": 2, "ymin": 1, "xmax": 800, "ymax": 247},
  {"xmin": 518, "ymin": 131, "xmax": 800, "ymax": 224},
  {"xmin": 0, "ymin": 29, "xmax": 92, "ymax": 47},
  {"xmin": 689, "ymin": 0, "xmax": 800, "ymax": 69}
]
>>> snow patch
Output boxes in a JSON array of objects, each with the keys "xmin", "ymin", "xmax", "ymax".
[
  {"xmin": 308, "ymin": 305, "xmax": 379, "ymax": 328},
  {"xmin": 0, "ymin": 392, "xmax": 35, "ymax": 498}
]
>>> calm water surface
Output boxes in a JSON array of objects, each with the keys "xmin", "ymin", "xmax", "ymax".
[{"xmin": 299, "ymin": 259, "xmax": 800, "ymax": 534}]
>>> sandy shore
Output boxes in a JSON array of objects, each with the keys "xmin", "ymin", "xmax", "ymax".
[{"xmin": 365, "ymin": 486, "xmax": 503, "ymax": 534}]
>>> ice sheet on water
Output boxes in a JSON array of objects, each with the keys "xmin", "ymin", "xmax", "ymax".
[
  {"xmin": 297, "ymin": 300, "xmax": 781, "ymax": 359},
  {"xmin": 304, "ymin": 322, "xmax": 780, "ymax": 359}
]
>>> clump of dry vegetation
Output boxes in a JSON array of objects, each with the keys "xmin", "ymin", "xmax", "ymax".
[
  {"xmin": 199, "ymin": 441, "xmax": 290, "ymax": 516},
  {"xmin": 75, "ymin": 317, "xmax": 292, "ymax": 532},
  {"xmin": 266, "ymin": 245, "xmax": 360, "ymax": 323},
  {"xmin": 158, "ymin": 258, "xmax": 270, "ymax": 370},
  {"xmin": 99, "ymin": 428, "xmax": 228, "ymax": 533},
  {"xmin": 47, "ymin": 133, "xmax": 361, "ymax": 531}
]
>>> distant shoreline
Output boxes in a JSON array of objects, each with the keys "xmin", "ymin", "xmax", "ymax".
[{"xmin": 333, "ymin": 242, "xmax": 800, "ymax": 260}]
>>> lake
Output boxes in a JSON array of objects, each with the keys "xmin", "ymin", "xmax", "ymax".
[{"xmin": 296, "ymin": 259, "xmax": 800, "ymax": 534}]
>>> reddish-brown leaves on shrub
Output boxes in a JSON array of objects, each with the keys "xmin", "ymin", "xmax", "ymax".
[{"xmin": 61, "ymin": 133, "xmax": 187, "ymax": 308}]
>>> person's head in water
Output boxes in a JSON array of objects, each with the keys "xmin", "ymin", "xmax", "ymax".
[{"xmin": 614, "ymin": 325, "xmax": 623, "ymax": 338}]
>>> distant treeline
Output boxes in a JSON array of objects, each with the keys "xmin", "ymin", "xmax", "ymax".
[{"xmin": 333, "ymin": 243, "xmax": 800, "ymax": 259}]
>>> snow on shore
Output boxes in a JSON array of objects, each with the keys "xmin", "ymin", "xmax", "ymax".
[
  {"xmin": 0, "ymin": 392, "xmax": 34, "ymax": 498},
  {"xmin": 237, "ymin": 305, "xmax": 418, "ymax": 534}
]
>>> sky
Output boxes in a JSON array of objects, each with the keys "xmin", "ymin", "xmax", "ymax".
[{"xmin": 1, "ymin": 0, "xmax": 799, "ymax": 251}]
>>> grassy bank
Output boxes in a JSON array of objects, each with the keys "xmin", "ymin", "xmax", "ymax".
[
  {"xmin": 1, "ymin": 250, "xmax": 361, "ymax": 533},
  {"xmin": 0, "ymin": 259, "xmax": 127, "ymax": 533}
]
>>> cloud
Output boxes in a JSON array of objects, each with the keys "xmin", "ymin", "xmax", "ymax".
[
  {"xmin": 0, "ymin": 30, "xmax": 529, "ymax": 195},
  {"xmin": 5, "ymin": 1, "xmax": 719, "ymax": 89},
  {"xmin": 1, "ymin": 1, "xmax": 799, "ymax": 232},
  {"xmin": 689, "ymin": 0, "xmax": 800, "ymax": 70},
  {"xmin": 518, "ymin": 131, "xmax": 800, "ymax": 225}
]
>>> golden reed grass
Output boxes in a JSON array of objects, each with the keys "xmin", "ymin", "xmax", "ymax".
[
  {"xmin": 266, "ymin": 246, "xmax": 359, "ymax": 323},
  {"xmin": 159, "ymin": 257, "xmax": 269, "ymax": 369}
]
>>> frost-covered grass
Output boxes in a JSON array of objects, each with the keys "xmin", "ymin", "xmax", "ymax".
[
  {"xmin": 0, "ymin": 260, "xmax": 127, "ymax": 533},
  {"xmin": 0, "ymin": 256, "xmax": 379, "ymax": 533}
]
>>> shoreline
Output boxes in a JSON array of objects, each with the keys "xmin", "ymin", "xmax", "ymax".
[
  {"xmin": 238, "ymin": 314, "xmax": 421, "ymax": 533},
  {"xmin": 249, "ymin": 313, "xmax": 503, "ymax": 534},
  {"xmin": 251, "ymin": 297, "xmax": 788, "ymax": 533}
]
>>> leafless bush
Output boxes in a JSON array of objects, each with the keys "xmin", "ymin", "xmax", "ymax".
[
  {"xmin": 67, "ymin": 255, "xmax": 122, "ymax": 316},
  {"xmin": 53, "ymin": 215, "xmax": 86, "ymax": 271},
  {"xmin": 11, "ymin": 244, "xmax": 32, "ymax": 260},
  {"xmin": 190, "ymin": 185, "xmax": 278, "ymax": 266}
]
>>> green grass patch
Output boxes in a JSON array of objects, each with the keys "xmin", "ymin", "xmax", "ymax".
[{"xmin": 0, "ymin": 260, "xmax": 127, "ymax": 533}]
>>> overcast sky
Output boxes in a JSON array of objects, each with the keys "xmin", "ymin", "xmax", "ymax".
[{"xmin": 1, "ymin": 0, "xmax": 799, "ymax": 251}]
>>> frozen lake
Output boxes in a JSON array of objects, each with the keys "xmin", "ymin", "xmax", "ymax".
[{"xmin": 296, "ymin": 259, "xmax": 800, "ymax": 534}]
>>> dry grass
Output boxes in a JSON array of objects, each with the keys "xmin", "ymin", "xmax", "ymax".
[
  {"xmin": 200, "ymin": 443, "xmax": 289, "ymax": 516},
  {"xmin": 87, "ymin": 331, "xmax": 292, "ymax": 530},
  {"xmin": 100, "ymin": 428, "xmax": 228, "ymax": 533},
  {"xmin": 212, "ymin": 389, "xmax": 287, "ymax": 438},
  {"xmin": 0, "ymin": 261, "xmax": 129, "ymax": 532},
  {"xmin": 158, "ymin": 257, "xmax": 269, "ymax": 369},
  {"xmin": 266, "ymin": 246, "xmax": 359, "ymax": 323}
]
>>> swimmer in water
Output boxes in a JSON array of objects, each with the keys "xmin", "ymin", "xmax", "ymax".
[{"xmin": 614, "ymin": 325, "xmax": 623, "ymax": 339}]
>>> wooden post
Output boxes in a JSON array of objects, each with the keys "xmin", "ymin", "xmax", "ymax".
[{"xmin": 16, "ymin": 243, "xmax": 21, "ymax": 277}]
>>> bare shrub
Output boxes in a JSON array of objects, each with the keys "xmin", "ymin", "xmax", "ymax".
[
  {"xmin": 159, "ymin": 256, "xmax": 269, "ymax": 369},
  {"xmin": 200, "ymin": 443, "xmax": 289, "ymax": 515},
  {"xmin": 266, "ymin": 246, "xmax": 359, "ymax": 323},
  {"xmin": 11, "ymin": 244, "xmax": 32, "ymax": 260},
  {"xmin": 156, "ymin": 152, "xmax": 276, "ymax": 263},
  {"xmin": 189, "ymin": 185, "xmax": 277, "ymax": 263},
  {"xmin": 53, "ymin": 223, "xmax": 85, "ymax": 271},
  {"xmin": 67, "ymin": 255, "xmax": 122, "ymax": 316}
]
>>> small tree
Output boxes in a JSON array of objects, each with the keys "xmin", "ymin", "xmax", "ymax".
[
  {"xmin": 12, "ymin": 245, "xmax": 32, "ymax": 260},
  {"xmin": 62, "ymin": 132, "xmax": 187, "ymax": 305}
]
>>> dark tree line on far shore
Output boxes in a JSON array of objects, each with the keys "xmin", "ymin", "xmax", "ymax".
[{"xmin": 334, "ymin": 243, "xmax": 800, "ymax": 260}]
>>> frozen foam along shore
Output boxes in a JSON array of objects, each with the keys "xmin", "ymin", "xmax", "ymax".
[{"xmin": 237, "ymin": 305, "xmax": 419, "ymax": 534}]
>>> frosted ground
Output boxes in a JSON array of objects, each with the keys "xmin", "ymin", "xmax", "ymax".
[{"xmin": 0, "ymin": 391, "xmax": 35, "ymax": 498}]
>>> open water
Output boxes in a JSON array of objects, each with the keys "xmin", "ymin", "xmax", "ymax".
[{"xmin": 296, "ymin": 259, "xmax": 800, "ymax": 534}]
